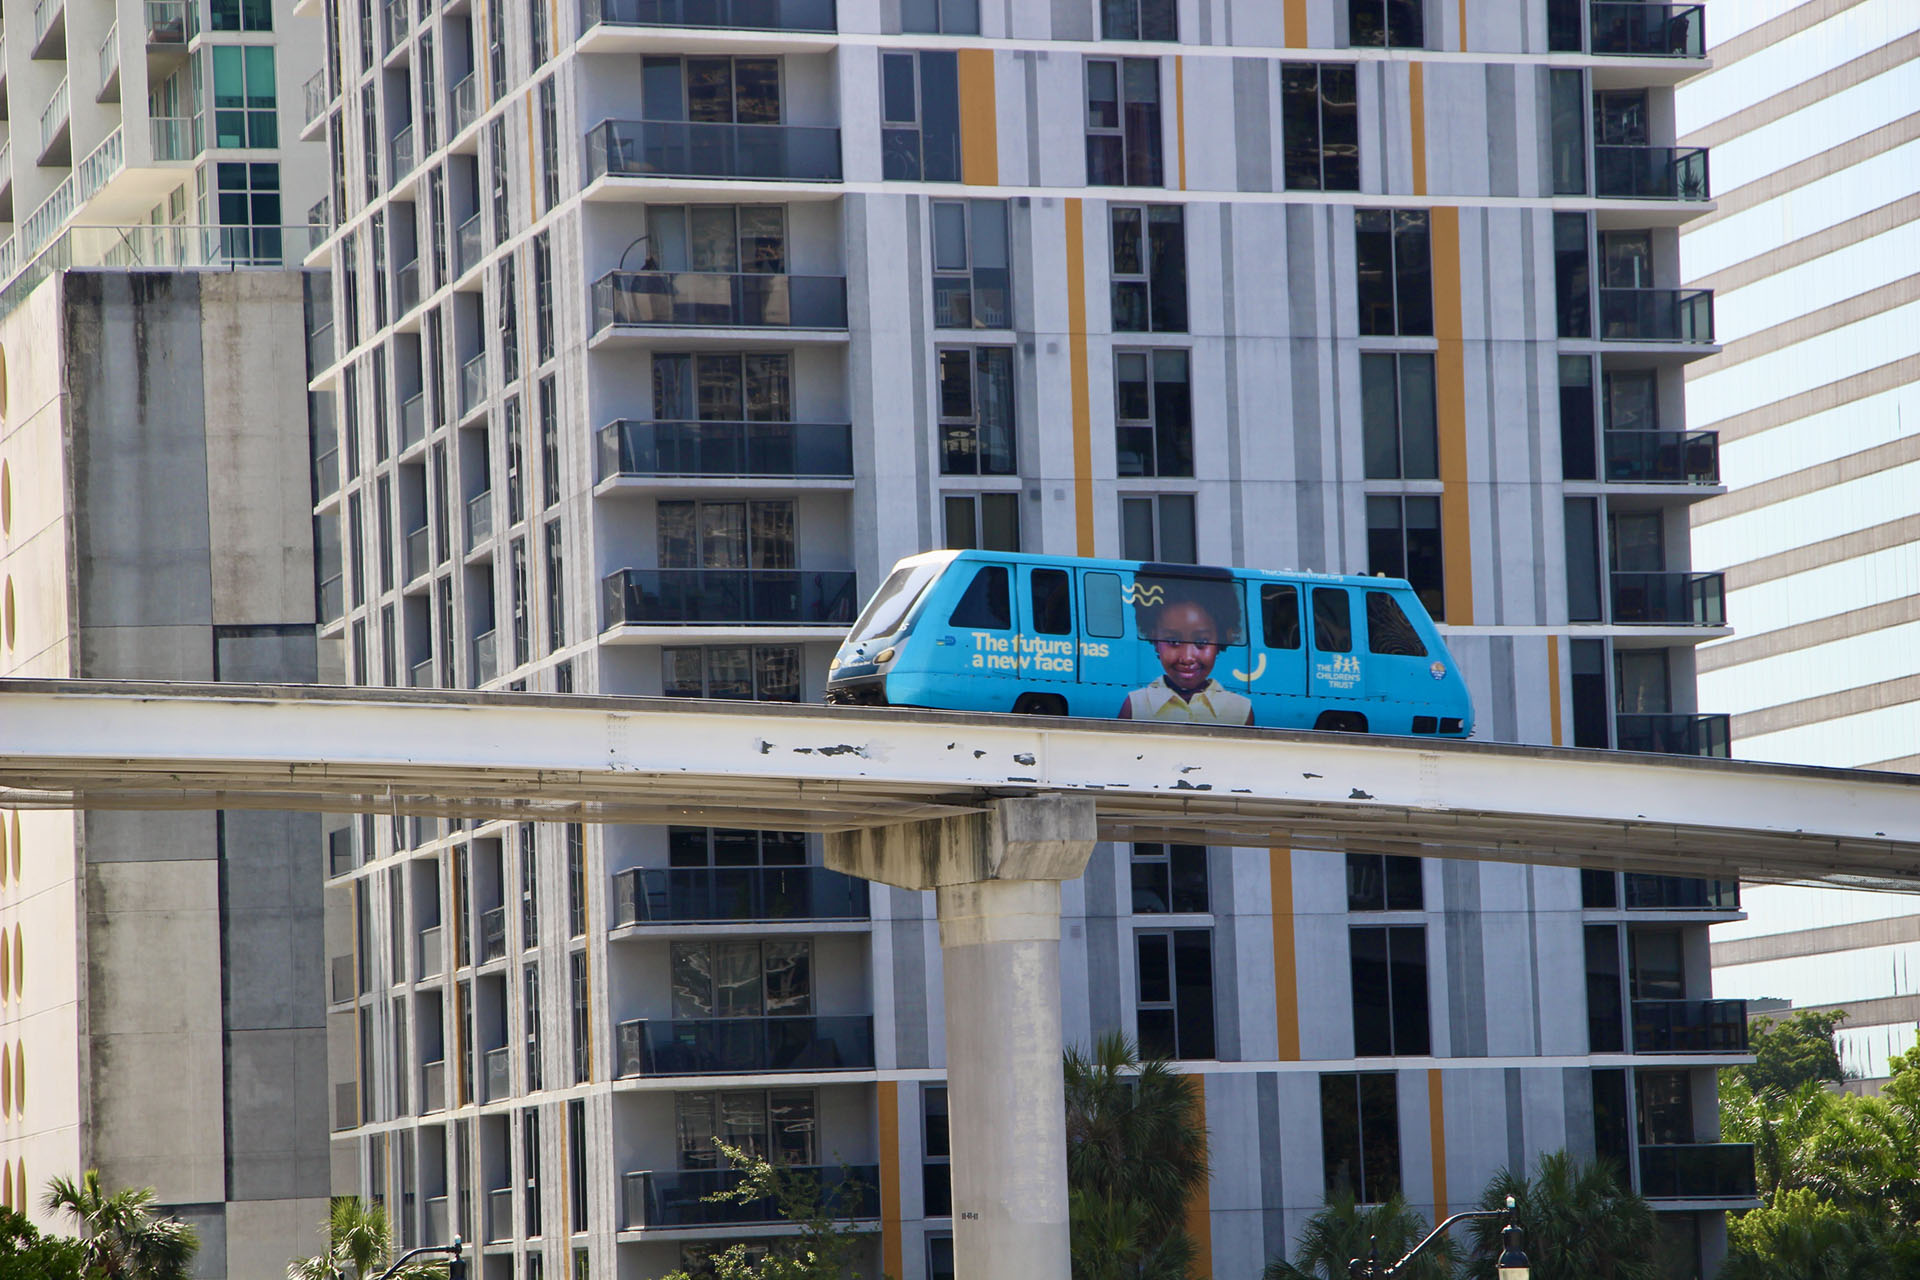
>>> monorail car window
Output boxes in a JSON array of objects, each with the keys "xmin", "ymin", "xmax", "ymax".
[
  {"xmin": 1032, "ymin": 568, "xmax": 1072, "ymax": 635},
  {"xmin": 1261, "ymin": 584, "xmax": 1302, "ymax": 649},
  {"xmin": 1312, "ymin": 587, "xmax": 1353, "ymax": 653},
  {"xmin": 1366, "ymin": 591, "xmax": 1427, "ymax": 656},
  {"xmin": 949, "ymin": 565, "xmax": 1011, "ymax": 629},
  {"xmin": 1084, "ymin": 572, "xmax": 1125, "ymax": 637}
]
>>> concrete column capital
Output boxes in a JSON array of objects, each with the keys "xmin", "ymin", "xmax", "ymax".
[{"xmin": 823, "ymin": 793, "xmax": 1096, "ymax": 891}]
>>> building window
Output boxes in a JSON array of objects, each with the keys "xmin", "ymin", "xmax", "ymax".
[
  {"xmin": 489, "ymin": 121, "xmax": 511, "ymax": 244},
  {"xmin": 487, "ymin": 0, "xmax": 507, "ymax": 90},
  {"xmin": 1120, "ymin": 494, "xmax": 1195, "ymax": 564},
  {"xmin": 932, "ymin": 199, "xmax": 1012, "ymax": 330},
  {"xmin": 537, "ymin": 77, "xmax": 560, "ymax": 210},
  {"xmin": 1365, "ymin": 496, "xmax": 1443, "ymax": 621},
  {"xmin": 928, "ymin": 1236, "xmax": 955, "ymax": 1280},
  {"xmin": 1565, "ymin": 496, "xmax": 1602, "ymax": 622},
  {"xmin": 1136, "ymin": 929, "xmax": 1214, "ymax": 1060},
  {"xmin": 657, "ymin": 499, "xmax": 794, "ymax": 570},
  {"xmin": 211, "ymin": 0, "xmax": 272, "ymax": 29},
  {"xmin": 881, "ymin": 52, "xmax": 961, "ymax": 181},
  {"xmin": 675, "ymin": 1090, "xmax": 816, "ymax": 1168},
  {"xmin": 1585, "ymin": 924, "xmax": 1624, "ymax": 1053},
  {"xmin": 1350, "ymin": 925, "xmax": 1430, "ymax": 1056},
  {"xmin": 1347, "ymin": 854, "xmax": 1422, "ymax": 911},
  {"xmin": 538, "ymin": 378, "xmax": 560, "ymax": 508},
  {"xmin": 509, "ymin": 538, "xmax": 530, "ymax": 668},
  {"xmin": 653, "ymin": 352, "xmax": 792, "ymax": 424},
  {"xmin": 667, "ymin": 828, "xmax": 806, "ymax": 868},
  {"xmin": 1321, "ymin": 1072, "xmax": 1401, "ymax": 1202},
  {"xmin": 1350, "ymin": 0, "xmax": 1424, "ymax": 48},
  {"xmin": 1086, "ymin": 58, "xmax": 1163, "ymax": 187},
  {"xmin": 1131, "ymin": 843, "xmax": 1208, "ymax": 914},
  {"xmin": 1554, "ymin": 212, "xmax": 1592, "ymax": 339},
  {"xmin": 923, "ymin": 1085, "xmax": 951, "ymax": 1216},
  {"xmin": 567, "ymin": 1099, "xmax": 588, "ymax": 1230},
  {"xmin": 1102, "ymin": 0, "xmax": 1176, "ymax": 39},
  {"xmin": 1115, "ymin": 349, "xmax": 1192, "ymax": 477},
  {"xmin": 1110, "ymin": 205, "xmax": 1187, "ymax": 333},
  {"xmin": 569, "ymin": 951, "xmax": 590, "ymax": 1084},
  {"xmin": 566, "ymin": 825, "xmax": 586, "ymax": 938},
  {"xmin": 1361, "ymin": 353, "xmax": 1437, "ymax": 480},
  {"xmin": 533, "ymin": 234, "xmax": 555, "ymax": 365},
  {"xmin": 943, "ymin": 493, "xmax": 1020, "ymax": 553},
  {"xmin": 938, "ymin": 347, "xmax": 1017, "ymax": 475},
  {"xmin": 903, "ymin": 0, "xmax": 978, "ymax": 33},
  {"xmin": 671, "ymin": 941, "xmax": 812, "ymax": 1018},
  {"xmin": 522, "ymin": 968, "xmax": 543, "ymax": 1091},
  {"xmin": 663, "ymin": 647, "xmax": 803, "ymax": 701},
  {"xmin": 362, "ymin": 86, "xmax": 381, "ymax": 200},
  {"xmin": 215, "ymin": 162, "xmax": 283, "ymax": 264},
  {"xmin": 212, "ymin": 46, "xmax": 279, "ymax": 148},
  {"xmin": 544, "ymin": 521, "xmax": 566, "ymax": 652},
  {"xmin": 1355, "ymin": 210, "xmax": 1433, "ymax": 337},
  {"xmin": 529, "ymin": 0, "xmax": 550, "ymax": 68},
  {"xmin": 645, "ymin": 55, "xmax": 782, "ymax": 124},
  {"xmin": 1281, "ymin": 63, "xmax": 1359, "ymax": 191},
  {"xmin": 519, "ymin": 824, "xmax": 540, "ymax": 948}
]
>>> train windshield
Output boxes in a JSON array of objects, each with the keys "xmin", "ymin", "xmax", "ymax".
[{"xmin": 845, "ymin": 559, "xmax": 945, "ymax": 645}]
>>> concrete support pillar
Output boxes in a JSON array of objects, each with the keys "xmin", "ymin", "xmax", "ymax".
[{"xmin": 826, "ymin": 794, "xmax": 1097, "ymax": 1280}]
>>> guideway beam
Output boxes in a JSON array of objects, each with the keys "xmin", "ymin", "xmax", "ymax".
[{"xmin": 827, "ymin": 795, "xmax": 1097, "ymax": 1280}]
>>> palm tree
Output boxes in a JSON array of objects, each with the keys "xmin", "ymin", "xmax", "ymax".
[
  {"xmin": 1466, "ymin": 1150, "xmax": 1662, "ymax": 1280},
  {"xmin": 1263, "ymin": 1192, "xmax": 1459, "ymax": 1280},
  {"xmin": 1063, "ymin": 1032, "xmax": 1209, "ymax": 1280},
  {"xmin": 41, "ymin": 1170, "xmax": 199, "ymax": 1280},
  {"xmin": 287, "ymin": 1197, "xmax": 445, "ymax": 1280}
]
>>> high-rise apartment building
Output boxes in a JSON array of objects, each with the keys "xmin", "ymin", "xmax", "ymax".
[
  {"xmin": 311, "ymin": 1, "xmax": 1747, "ymax": 1276},
  {"xmin": 1680, "ymin": 0, "xmax": 1920, "ymax": 1084}
]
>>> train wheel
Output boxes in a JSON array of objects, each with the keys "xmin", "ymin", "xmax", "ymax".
[
  {"xmin": 1314, "ymin": 711, "xmax": 1370, "ymax": 734},
  {"xmin": 1013, "ymin": 693, "xmax": 1070, "ymax": 717}
]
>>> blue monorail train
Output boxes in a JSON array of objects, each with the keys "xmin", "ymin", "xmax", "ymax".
[{"xmin": 824, "ymin": 550, "xmax": 1474, "ymax": 738}]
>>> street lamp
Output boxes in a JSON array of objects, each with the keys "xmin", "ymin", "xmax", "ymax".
[
  {"xmin": 1349, "ymin": 1195, "xmax": 1529, "ymax": 1280},
  {"xmin": 377, "ymin": 1235, "xmax": 466, "ymax": 1280}
]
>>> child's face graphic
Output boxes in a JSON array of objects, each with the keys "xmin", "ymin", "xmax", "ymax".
[{"xmin": 1153, "ymin": 601, "xmax": 1222, "ymax": 693}]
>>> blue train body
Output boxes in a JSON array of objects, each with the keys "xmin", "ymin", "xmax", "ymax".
[{"xmin": 824, "ymin": 550, "xmax": 1474, "ymax": 739}]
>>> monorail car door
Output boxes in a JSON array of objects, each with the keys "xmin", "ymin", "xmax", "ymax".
[
  {"xmin": 1018, "ymin": 564, "xmax": 1078, "ymax": 685},
  {"xmin": 1307, "ymin": 584, "xmax": 1369, "ymax": 704},
  {"xmin": 1244, "ymin": 581, "xmax": 1309, "ymax": 725}
]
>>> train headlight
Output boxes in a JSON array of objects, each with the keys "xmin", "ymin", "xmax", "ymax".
[
  {"xmin": 874, "ymin": 647, "xmax": 896, "ymax": 665},
  {"xmin": 829, "ymin": 657, "xmax": 842, "ymax": 671}
]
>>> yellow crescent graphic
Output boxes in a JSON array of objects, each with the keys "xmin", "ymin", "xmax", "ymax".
[{"xmin": 1231, "ymin": 653, "xmax": 1268, "ymax": 683}]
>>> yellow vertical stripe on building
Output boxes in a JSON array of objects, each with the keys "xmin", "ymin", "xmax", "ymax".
[
  {"xmin": 1175, "ymin": 57, "xmax": 1188, "ymax": 190},
  {"xmin": 878, "ymin": 1081, "xmax": 904, "ymax": 1280},
  {"xmin": 525, "ymin": 93, "xmax": 539, "ymax": 216},
  {"xmin": 1065, "ymin": 199, "xmax": 1095, "ymax": 556},
  {"xmin": 1182, "ymin": 1074, "xmax": 1212, "ymax": 1279},
  {"xmin": 1546, "ymin": 637, "xmax": 1564, "ymax": 745},
  {"xmin": 1428, "ymin": 1069, "xmax": 1448, "ymax": 1217},
  {"xmin": 1268, "ymin": 848, "xmax": 1300, "ymax": 1061},
  {"xmin": 1430, "ymin": 206, "xmax": 1475, "ymax": 625},
  {"xmin": 1284, "ymin": 0, "xmax": 1307, "ymax": 46},
  {"xmin": 958, "ymin": 50, "xmax": 999, "ymax": 186},
  {"xmin": 1458, "ymin": 0, "xmax": 1468, "ymax": 49},
  {"xmin": 1409, "ymin": 63, "xmax": 1427, "ymax": 197}
]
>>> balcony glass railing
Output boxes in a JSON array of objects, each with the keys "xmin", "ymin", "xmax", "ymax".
[
  {"xmin": 40, "ymin": 78, "xmax": 70, "ymax": 156},
  {"xmin": 486, "ymin": 1187, "xmax": 513, "ymax": 1242},
  {"xmin": 587, "ymin": 119, "xmax": 842, "ymax": 183},
  {"xmin": 97, "ymin": 24, "xmax": 120, "ymax": 89},
  {"xmin": 459, "ymin": 351, "xmax": 487, "ymax": 418},
  {"xmin": 1603, "ymin": 430, "xmax": 1718, "ymax": 485},
  {"xmin": 618, "ymin": 1015, "xmax": 874, "ymax": 1076},
  {"xmin": 484, "ymin": 1045, "xmax": 511, "ymax": 1101},
  {"xmin": 308, "ymin": 321, "xmax": 335, "ymax": 374},
  {"xmin": 449, "ymin": 73, "xmax": 478, "ymax": 134},
  {"xmin": 1598, "ymin": 288, "xmax": 1714, "ymax": 343},
  {"xmin": 319, "ymin": 573, "xmax": 344, "ymax": 623},
  {"xmin": 1595, "ymin": 146, "xmax": 1709, "ymax": 201},
  {"xmin": 1623, "ymin": 875, "xmax": 1740, "ymax": 911},
  {"xmin": 397, "ymin": 257, "xmax": 421, "ymax": 314},
  {"xmin": 409, "ymin": 657, "xmax": 434, "ymax": 687},
  {"xmin": 602, "ymin": 567, "xmax": 858, "ymax": 628},
  {"xmin": 456, "ymin": 212, "xmax": 484, "ymax": 276},
  {"xmin": 417, "ymin": 923, "xmax": 445, "ymax": 976},
  {"xmin": 465, "ymin": 488, "xmax": 493, "ymax": 550},
  {"xmin": 612, "ymin": 866, "xmax": 869, "ymax": 927},
  {"xmin": 597, "ymin": 419, "xmax": 853, "ymax": 481},
  {"xmin": 32, "ymin": 0, "xmax": 63, "ymax": 48},
  {"xmin": 149, "ymin": 116, "xmax": 198, "ymax": 161},
  {"xmin": 313, "ymin": 443, "xmax": 339, "ymax": 496},
  {"xmin": 1631, "ymin": 999, "xmax": 1749, "ymax": 1054},
  {"xmin": 1638, "ymin": 1143, "xmax": 1756, "ymax": 1200},
  {"xmin": 421, "ymin": 1059, "xmax": 446, "ymax": 1112},
  {"xmin": 480, "ymin": 905, "xmax": 507, "ymax": 962},
  {"xmin": 145, "ymin": 0, "xmax": 191, "ymax": 43},
  {"xmin": 309, "ymin": 195, "xmax": 333, "ymax": 237},
  {"xmin": 1610, "ymin": 572, "xmax": 1724, "ymax": 626},
  {"xmin": 592, "ymin": 270, "xmax": 847, "ymax": 332},
  {"xmin": 404, "ymin": 524, "xmax": 430, "ymax": 581},
  {"xmin": 384, "ymin": 0, "xmax": 409, "ymax": 50},
  {"xmin": 392, "ymin": 124, "xmax": 416, "ymax": 180},
  {"xmin": 424, "ymin": 1195, "xmax": 449, "ymax": 1245},
  {"xmin": 623, "ymin": 1164, "xmax": 878, "ymax": 1231},
  {"xmin": 304, "ymin": 69, "xmax": 329, "ymax": 128},
  {"xmin": 400, "ymin": 392, "xmax": 426, "ymax": 452},
  {"xmin": 1615, "ymin": 713, "xmax": 1731, "ymax": 758},
  {"xmin": 1591, "ymin": 3, "xmax": 1704, "ymax": 57},
  {"xmin": 472, "ymin": 629, "xmax": 498, "ymax": 684},
  {"xmin": 583, "ymin": 0, "xmax": 836, "ymax": 33},
  {"xmin": 329, "ymin": 954, "xmax": 354, "ymax": 1004}
]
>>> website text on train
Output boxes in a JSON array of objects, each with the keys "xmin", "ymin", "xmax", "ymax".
[{"xmin": 825, "ymin": 550, "xmax": 1473, "ymax": 738}]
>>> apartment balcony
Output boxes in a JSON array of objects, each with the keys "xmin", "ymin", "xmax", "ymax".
[
  {"xmin": 472, "ymin": 630, "xmax": 498, "ymax": 684},
  {"xmin": 1610, "ymin": 572, "xmax": 1724, "ymax": 627},
  {"xmin": 333, "ymin": 1082, "xmax": 358, "ymax": 1132},
  {"xmin": 396, "ymin": 256, "xmax": 420, "ymax": 315},
  {"xmin": 586, "ymin": 119, "xmax": 842, "ymax": 184},
  {"xmin": 1623, "ymin": 875, "xmax": 1740, "ymax": 911},
  {"xmin": 1603, "ymin": 430, "xmax": 1718, "ymax": 486},
  {"xmin": 617, "ymin": 1015, "xmax": 873, "ymax": 1077},
  {"xmin": 319, "ymin": 573, "xmax": 344, "ymax": 624},
  {"xmin": 455, "ymin": 212, "xmax": 484, "ymax": 277},
  {"xmin": 459, "ymin": 352, "xmax": 487, "ymax": 419},
  {"xmin": 424, "ymin": 1195, "xmax": 450, "ymax": 1245},
  {"xmin": 96, "ymin": 24, "xmax": 119, "ymax": 101},
  {"xmin": 479, "ymin": 905, "xmax": 507, "ymax": 963},
  {"xmin": 307, "ymin": 320, "xmax": 335, "ymax": 380},
  {"xmin": 622, "ymin": 1165, "xmax": 878, "ymax": 1231},
  {"xmin": 1631, "ymin": 999, "xmax": 1749, "ymax": 1054},
  {"xmin": 38, "ymin": 79, "xmax": 70, "ymax": 166},
  {"xmin": 611, "ymin": 866, "xmax": 869, "ymax": 928},
  {"xmin": 404, "ymin": 524, "xmax": 430, "ymax": 583},
  {"xmin": 149, "ymin": 116, "xmax": 198, "ymax": 163},
  {"xmin": 308, "ymin": 195, "xmax": 333, "ymax": 240},
  {"xmin": 484, "ymin": 1045, "xmax": 510, "ymax": 1101},
  {"xmin": 417, "ymin": 923, "xmax": 445, "ymax": 977},
  {"xmin": 1615, "ymin": 713, "xmax": 1730, "ymax": 758},
  {"xmin": 1595, "ymin": 146, "xmax": 1708, "ymax": 201},
  {"xmin": 601, "ymin": 567, "xmax": 858, "ymax": 631},
  {"xmin": 329, "ymin": 954, "xmax": 355, "ymax": 1005},
  {"xmin": 399, "ymin": 392, "xmax": 426, "ymax": 453},
  {"xmin": 409, "ymin": 657, "xmax": 434, "ymax": 687},
  {"xmin": 30, "ymin": 0, "xmax": 64, "ymax": 58},
  {"xmin": 597, "ymin": 419, "xmax": 853, "ymax": 484},
  {"xmin": 1591, "ymin": 3, "xmax": 1704, "ymax": 59},
  {"xmin": 582, "ymin": 0, "xmax": 835, "ymax": 35},
  {"xmin": 590, "ymin": 270, "xmax": 848, "ymax": 339},
  {"xmin": 421, "ymin": 1058, "xmax": 447, "ymax": 1112},
  {"xmin": 449, "ymin": 73, "xmax": 478, "ymax": 137},
  {"xmin": 145, "ymin": 0, "xmax": 192, "ymax": 48},
  {"xmin": 1597, "ymin": 288, "xmax": 1713, "ymax": 344},
  {"xmin": 1638, "ymin": 1143, "xmax": 1756, "ymax": 1202},
  {"xmin": 464, "ymin": 489, "xmax": 493, "ymax": 551},
  {"xmin": 392, "ymin": 124, "xmax": 416, "ymax": 182},
  {"xmin": 304, "ymin": 70, "xmax": 329, "ymax": 132}
]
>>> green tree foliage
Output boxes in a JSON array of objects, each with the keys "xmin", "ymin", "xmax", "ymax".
[
  {"xmin": 1261, "ymin": 1192, "xmax": 1458, "ymax": 1280},
  {"xmin": 1719, "ymin": 1188, "xmax": 1920, "ymax": 1280},
  {"xmin": 42, "ymin": 1171, "xmax": 199, "ymax": 1280},
  {"xmin": 0, "ymin": 1206, "xmax": 87, "ymax": 1280},
  {"xmin": 1465, "ymin": 1151, "xmax": 1663, "ymax": 1280},
  {"xmin": 1737, "ymin": 1010, "xmax": 1847, "ymax": 1094},
  {"xmin": 286, "ymin": 1197, "xmax": 447, "ymax": 1280},
  {"xmin": 658, "ymin": 1142, "xmax": 877, "ymax": 1280},
  {"xmin": 1063, "ymin": 1032, "xmax": 1210, "ymax": 1280}
]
